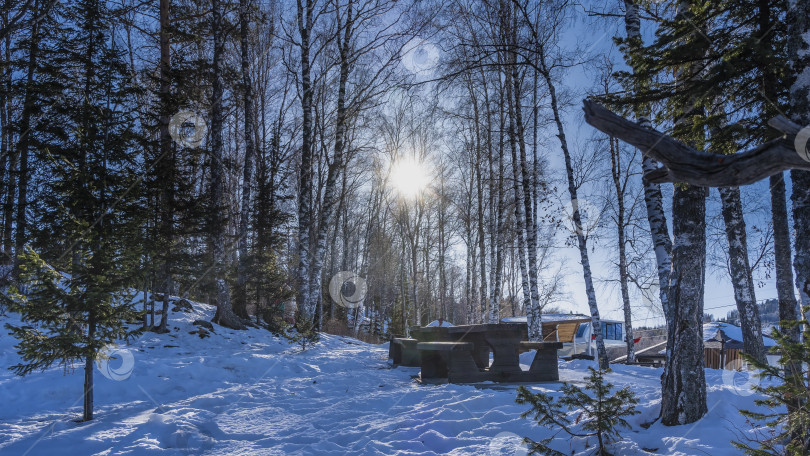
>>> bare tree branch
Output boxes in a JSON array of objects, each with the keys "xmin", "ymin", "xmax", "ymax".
[{"xmin": 582, "ymin": 99, "xmax": 810, "ymax": 187}]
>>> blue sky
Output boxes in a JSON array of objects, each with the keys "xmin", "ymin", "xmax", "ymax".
[{"xmin": 517, "ymin": 4, "xmax": 787, "ymax": 327}]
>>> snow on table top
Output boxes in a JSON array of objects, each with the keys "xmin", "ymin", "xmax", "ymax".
[
  {"xmin": 0, "ymin": 300, "xmax": 779, "ymax": 455},
  {"xmin": 425, "ymin": 320, "xmax": 454, "ymax": 327}
]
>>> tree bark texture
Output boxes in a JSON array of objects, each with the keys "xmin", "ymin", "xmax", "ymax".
[
  {"xmin": 210, "ymin": 0, "xmax": 244, "ymax": 330},
  {"xmin": 717, "ymin": 186, "xmax": 766, "ymax": 363},
  {"xmin": 234, "ymin": 0, "xmax": 258, "ymax": 319}
]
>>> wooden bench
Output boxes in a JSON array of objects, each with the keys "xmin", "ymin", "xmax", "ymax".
[
  {"xmin": 389, "ymin": 338, "xmax": 401, "ymax": 362},
  {"xmin": 391, "ymin": 338, "xmax": 421, "ymax": 367},
  {"xmin": 388, "ymin": 334, "xmax": 406, "ymax": 360},
  {"xmin": 417, "ymin": 342, "xmax": 488, "ymax": 383},
  {"xmin": 516, "ymin": 341, "xmax": 564, "ymax": 382}
]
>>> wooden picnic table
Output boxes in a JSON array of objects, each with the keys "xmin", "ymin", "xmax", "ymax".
[
  {"xmin": 392, "ymin": 322, "xmax": 563, "ymax": 383},
  {"xmin": 410, "ymin": 326, "xmax": 452, "ymax": 343},
  {"xmin": 448, "ymin": 323, "xmax": 527, "ymax": 376}
]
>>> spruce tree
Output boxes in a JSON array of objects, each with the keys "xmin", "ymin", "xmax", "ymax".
[
  {"xmin": 733, "ymin": 310, "xmax": 810, "ymax": 455},
  {"xmin": 5, "ymin": 0, "xmax": 145, "ymax": 421},
  {"xmin": 611, "ymin": 0, "xmax": 792, "ymax": 424},
  {"xmin": 516, "ymin": 367, "xmax": 640, "ymax": 456}
]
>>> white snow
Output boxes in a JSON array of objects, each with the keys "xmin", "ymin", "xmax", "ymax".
[{"xmin": 0, "ymin": 302, "xmax": 781, "ymax": 455}]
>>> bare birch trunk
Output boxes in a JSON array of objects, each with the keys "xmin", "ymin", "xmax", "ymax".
[
  {"xmin": 469, "ymin": 77, "xmax": 488, "ymax": 325},
  {"xmin": 210, "ymin": 0, "xmax": 243, "ymax": 330},
  {"xmin": 504, "ymin": 57, "xmax": 529, "ymax": 328},
  {"xmin": 717, "ymin": 186, "xmax": 766, "ymax": 363},
  {"xmin": 234, "ymin": 0, "xmax": 258, "ymax": 319},
  {"xmin": 156, "ymin": 0, "xmax": 174, "ymax": 333},
  {"xmin": 538, "ymin": 53, "xmax": 608, "ymax": 368},
  {"xmin": 609, "ymin": 136, "xmax": 635, "ymax": 362},
  {"xmin": 623, "ymin": 0, "xmax": 672, "ymax": 323},
  {"xmin": 438, "ymin": 173, "xmax": 448, "ymax": 320},
  {"xmin": 488, "ymin": 89, "xmax": 507, "ymax": 324},
  {"xmin": 770, "ymin": 174, "xmax": 799, "ymax": 339},
  {"xmin": 511, "ymin": 45, "xmax": 542, "ymax": 341},
  {"xmin": 308, "ymin": 0, "xmax": 358, "ymax": 329},
  {"xmin": 296, "ymin": 0, "xmax": 315, "ymax": 320},
  {"xmin": 788, "ymin": 0, "xmax": 810, "ymax": 311}
]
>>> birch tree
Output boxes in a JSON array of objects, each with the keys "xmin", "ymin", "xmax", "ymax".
[
  {"xmin": 620, "ymin": 0, "xmax": 672, "ymax": 338},
  {"xmin": 234, "ymin": 0, "xmax": 263, "ymax": 318},
  {"xmin": 788, "ymin": 0, "xmax": 810, "ymax": 314},
  {"xmin": 513, "ymin": 0, "xmax": 609, "ymax": 367},
  {"xmin": 210, "ymin": 0, "xmax": 244, "ymax": 329}
]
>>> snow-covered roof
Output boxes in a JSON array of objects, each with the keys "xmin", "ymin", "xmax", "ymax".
[
  {"xmin": 501, "ymin": 314, "xmax": 596, "ymax": 323},
  {"xmin": 425, "ymin": 319, "xmax": 454, "ymax": 327},
  {"xmin": 703, "ymin": 322, "xmax": 776, "ymax": 347}
]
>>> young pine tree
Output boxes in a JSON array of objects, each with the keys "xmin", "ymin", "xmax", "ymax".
[
  {"xmin": 4, "ymin": 248, "xmax": 142, "ymax": 421},
  {"xmin": 516, "ymin": 367, "xmax": 640, "ymax": 456},
  {"xmin": 289, "ymin": 310, "xmax": 320, "ymax": 351},
  {"xmin": 5, "ymin": 0, "xmax": 146, "ymax": 421},
  {"xmin": 733, "ymin": 309, "xmax": 810, "ymax": 455}
]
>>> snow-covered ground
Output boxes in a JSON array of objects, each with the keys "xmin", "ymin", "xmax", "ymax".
[{"xmin": 0, "ymin": 301, "xmax": 776, "ymax": 455}]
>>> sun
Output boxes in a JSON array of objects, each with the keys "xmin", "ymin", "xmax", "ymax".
[{"xmin": 390, "ymin": 157, "xmax": 430, "ymax": 199}]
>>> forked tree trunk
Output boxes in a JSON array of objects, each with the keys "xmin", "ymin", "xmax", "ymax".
[
  {"xmin": 511, "ymin": 42, "xmax": 542, "ymax": 341},
  {"xmin": 511, "ymin": 0, "xmax": 608, "ymax": 364}
]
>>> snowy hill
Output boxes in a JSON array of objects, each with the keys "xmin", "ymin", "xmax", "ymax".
[{"xmin": 0, "ymin": 301, "xmax": 777, "ymax": 455}]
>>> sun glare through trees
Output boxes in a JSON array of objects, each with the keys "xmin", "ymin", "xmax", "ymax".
[{"xmin": 1, "ymin": 0, "xmax": 809, "ymax": 454}]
